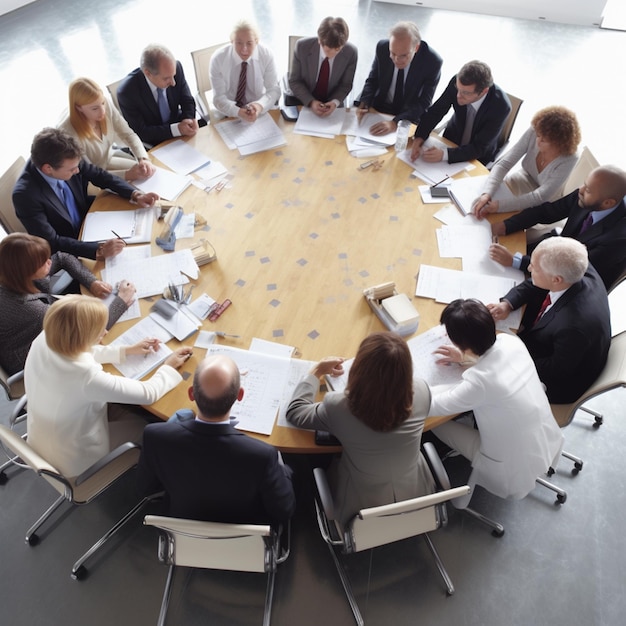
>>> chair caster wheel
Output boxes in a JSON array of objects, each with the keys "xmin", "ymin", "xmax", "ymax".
[
  {"xmin": 573, "ymin": 461, "xmax": 583, "ymax": 474},
  {"xmin": 71, "ymin": 566, "xmax": 88, "ymax": 581},
  {"xmin": 546, "ymin": 467, "xmax": 555, "ymax": 477},
  {"xmin": 26, "ymin": 534, "xmax": 39, "ymax": 546},
  {"xmin": 0, "ymin": 472, "xmax": 7, "ymax": 485},
  {"xmin": 491, "ymin": 528, "xmax": 505, "ymax": 538},
  {"xmin": 556, "ymin": 493, "xmax": 567, "ymax": 505},
  {"xmin": 593, "ymin": 417, "xmax": 603, "ymax": 428}
]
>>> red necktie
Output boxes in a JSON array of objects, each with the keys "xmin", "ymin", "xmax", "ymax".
[
  {"xmin": 534, "ymin": 294, "xmax": 552, "ymax": 325},
  {"xmin": 313, "ymin": 57, "xmax": 330, "ymax": 101},
  {"xmin": 236, "ymin": 61, "xmax": 248, "ymax": 107}
]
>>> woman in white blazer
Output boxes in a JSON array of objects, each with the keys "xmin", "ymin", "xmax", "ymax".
[
  {"xmin": 429, "ymin": 299, "xmax": 563, "ymax": 508},
  {"xmin": 58, "ymin": 77, "xmax": 155, "ymax": 182},
  {"xmin": 287, "ymin": 332, "xmax": 434, "ymax": 526},
  {"xmin": 25, "ymin": 296, "xmax": 191, "ymax": 478}
]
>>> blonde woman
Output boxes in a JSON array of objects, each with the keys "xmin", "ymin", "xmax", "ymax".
[
  {"xmin": 59, "ymin": 77, "xmax": 155, "ymax": 181},
  {"xmin": 25, "ymin": 296, "xmax": 192, "ymax": 477}
]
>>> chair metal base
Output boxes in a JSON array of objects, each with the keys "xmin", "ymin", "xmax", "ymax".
[{"xmin": 463, "ymin": 507, "xmax": 506, "ymax": 537}]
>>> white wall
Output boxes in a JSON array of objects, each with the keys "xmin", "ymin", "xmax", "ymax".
[{"xmin": 374, "ymin": 0, "xmax": 607, "ymax": 27}]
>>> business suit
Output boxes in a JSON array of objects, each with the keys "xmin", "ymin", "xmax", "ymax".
[
  {"xmin": 117, "ymin": 61, "xmax": 196, "ymax": 146},
  {"xmin": 503, "ymin": 264, "xmax": 611, "ymax": 404},
  {"xmin": 503, "ymin": 190, "xmax": 626, "ymax": 289},
  {"xmin": 429, "ymin": 333, "xmax": 564, "ymax": 508},
  {"xmin": 136, "ymin": 410, "xmax": 296, "ymax": 525},
  {"xmin": 415, "ymin": 75, "xmax": 511, "ymax": 165},
  {"xmin": 287, "ymin": 375, "xmax": 434, "ymax": 526},
  {"xmin": 13, "ymin": 158, "xmax": 136, "ymax": 259},
  {"xmin": 357, "ymin": 39, "xmax": 442, "ymax": 124},
  {"xmin": 288, "ymin": 37, "xmax": 358, "ymax": 106}
]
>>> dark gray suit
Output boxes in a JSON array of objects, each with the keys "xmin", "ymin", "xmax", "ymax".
[{"xmin": 288, "ymin": 37, "xmax": 357, "ymax": 106}]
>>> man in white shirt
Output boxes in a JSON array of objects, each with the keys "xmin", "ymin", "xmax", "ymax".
[{"xmin": 210, "ymin": 20, "xmax": 280, "ymax": 123}]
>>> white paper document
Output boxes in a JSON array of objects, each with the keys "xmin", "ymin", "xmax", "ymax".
[
  {"xmin": 109, "ymin": 317, "xmax": 173, "ymax": 379},
  {"xmin": 150, "ymin": 306, "xmax": 200, "ymax": 341},
  {"xmin": 133, "ymin": 166, "xmax": 191, "ymax": 201},
  {"xmin": 294, "ymin": 107, "xmax": 345, "ymax": 137},
  {"xmin": 249, "ymin": 338, "xmax": 296, "ymax": 359},
  {"xmin": 448, "ymin": 174, "xmax": 515, "ymax": 215},
  {"xmin": 397, "ymin": 143, "xmax": 470, "ymax": 185},
  {"xmin": 81, "ymin": 208, "xmax": 154, "ymax": 244},
  {"xmin": 151, "ymin": 140, "xmax": 211, "ymax": 175},
  {"xmin": 215, "ymin": 115, "xmax": 286, "ymax": 155},
  {"xmin": 276, "ymin": 358, "xmax": 317, "ymax": 428},
  {"xmin": 340, "ymin": 111, "xmax": 396, "ymax": 146},
  {"xmin": 407, "ymin": 325, "xmax": 465, "ymax": 387}
]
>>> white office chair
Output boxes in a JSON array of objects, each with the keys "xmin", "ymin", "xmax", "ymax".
[
  {"xmin": 281, "ymin": 35, "xmax": 305, "ymax": 106},
  {"xmin": 550, "ymin": 331, "xmax": 626, "ymax": 429},
  {"xmin": 313, "ymin": 463, "xmax": 470, "ymax": 625},
  {"xmin": 0, "ymin": 156, "xmax": 26, "ymax": 234},
  {"xmin": 106, "ymin": 77, "xmax": 125, "ymax": 113},
  {"xmin": 609, "ymin": 274, "xmax": 626, "ymax": 336},
  {"xmin": 485, "ymin": 92, "xmax": 523, "ymax": 169},
  {"xmin": 190, "ymin": 42, "xmax": 228, "ymax": 123},
  {"xmin": 144, "ymin": 515, "xmax": 290, "ymax": 626},
  {"xmin": 0, "ymin": 424, "xmax": 152, "ymax": 580}
]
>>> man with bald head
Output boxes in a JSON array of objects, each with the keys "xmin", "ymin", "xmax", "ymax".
[
  {"xmin": 136, "ymin": 355, "xmax": 296, "ymax": 524},
  {"xmin": 488, "ymin": 237, "xmax": 610, "ymax": 404},
  {"xmin": 490, "ymin": 165, "xmax": 626, "ymax": 288}
]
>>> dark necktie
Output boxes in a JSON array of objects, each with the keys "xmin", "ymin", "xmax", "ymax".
[
  {"xmin": 57, "ymin": 181, "xmax": 81, "ymax": 229},
  {"xmin": 392, "ymin": 68, "xmax": 404, "ymax": 110},
  {"xmin": 157, "ymin": 88, "xmax": 170, "ymax": 124},
  {"xmin": 236, "ymin": 61, "xmax": 248, "ymax": 107},
  {"xmin": 313, "ymin": 57, "xmax": 330, "ymax": 101},
  {"xmin": 461, "ymin": 105, "xmax": 476, "ymax": 145},
  {"xmin": 533, "ymin": 294, "xmax": 552, "ymax": 325},
  {"xmin": 579, "ymin": 213, "xmax": 594, "ymax": 234}
]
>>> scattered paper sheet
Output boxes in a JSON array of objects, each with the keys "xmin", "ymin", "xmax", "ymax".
[
  {"xmin": 448, "ymin": 174, "xmax": 515, "ymax": 216},
  {"xmin": 134, "ymin": 166, "xmax": 191, "ymax": 201},
  {"xmin": 151, "ymin": 140, "xmax": 211, "ymax": 175},
  {"xmin": 215, "ymin": 114, "xmax": 287, "ymax": 155}
]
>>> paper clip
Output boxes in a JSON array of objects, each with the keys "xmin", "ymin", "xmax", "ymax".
[{"xmin": 208, "ymin": 299, "xmax": 232, "ymax": 322}]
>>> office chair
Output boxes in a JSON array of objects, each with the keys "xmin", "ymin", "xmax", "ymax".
[
  {"xmin": 609, "ymin": 274, "xmax": 626, "ymax": 337},
  {"xmin": 550, "ymin": 331, "xmax": 626, "ymax": 429},
  {"xmin": 143, "ymin": 515, "xmax": 290, "ymax": 626},
  {"xmin": 281, "ymin": 35, "xmax": 305, "ymax": 106},
  {"xmin": 0, "ymin": 424, "xmax": 152, "ymax": 580},
  {"xmin": 105, "ymin": 78, "xmax": 125, "ymax": 113},
  {"xmin": 485, "ymin": 92, "xmax": 523, "ymax": 169},
  {"xmin": 313, "ymin": 464, "xmax": 470, "ymax": 625},
  {"xmin": 190, "ymin": 42, "xmax": 228, "ymax": 123},
  {"xmin": 0, "ymin": 392, "xmax": 28, "ymax": 481}
]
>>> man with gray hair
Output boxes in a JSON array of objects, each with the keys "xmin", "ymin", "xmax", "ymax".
[
  {"xmin": 137, "ymin": 355, "xmax": 296, "ymax": 525},
  {"xmin": 118, "ymin": 43, "xmax": 198, "ymax": 145},
  {"xmin": 488, "ymin": 237, "xmax": 611, "ymax": 403},
  {"xmin": 356, "ymin": 21, "xmax": 442, "ymax": 136},
  {"xmin": 210, "ymin": 20, "xmax": 280, "ymax": 123},
  {"xmin": 490, "ymin": 165, "xmax": 626, "ymax": 289}
]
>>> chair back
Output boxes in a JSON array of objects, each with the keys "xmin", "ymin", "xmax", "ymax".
[
  {"xmin": 0, "ymin": 157, "xmax": 27, "ymax": 233},
  {"xmin": 561, "ymin": 146, "xmax": 599, "ymax": 196},
  {"xmin": 497, "ymin": 92, "xmax": 523, "ymax": 150},
  {"xmin": 287, "ymin": 35, "xmax": 305, "ymax": 76},
  {"xmin": 0, "ymin": 367, "xmax": 24, "ymax": 401},
  {"xmin": 551, "ymin": 331, "xmax": 626, "ymax": 426},
  {"xmin": 609, "ymin": 275, "xmax": 626, "ymax": 336},
  {"xmin": 144, "ymin": 515, "xmax": 272, "ymax": 573},
  {"xmin": 106, "ymin": 78, "xmax": 125, "ymax": 113},
  {"xmin": 191, "ymin": 43, "xmax": 228, "ymax": 115},
  {"xmin": 347, "ymin": 486, "xmax": 470, "ymax": 552}
]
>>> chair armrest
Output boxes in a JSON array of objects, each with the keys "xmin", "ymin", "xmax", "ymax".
[
  {"xmin": 75, "ymin": 442, "xmax": 139, "ymax": 486},
  {"xmin": 313, "ymin": 467, "xmax": 336, "ymax": 521},
  {"xmin": 7, "ymin": 370, "xmax": 24, "ymax": 386},
  {"xmin": 423, "ymin": 442, "xmax": 452, "ymax": 491},
  {"xmin": 10, "ymin": 395, "xmax": 27, "ymax": 427}
]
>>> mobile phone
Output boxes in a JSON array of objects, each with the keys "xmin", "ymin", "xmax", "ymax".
[{"xmin": 280, "ymin": 105, "xmax": 299, "ymax": 122}]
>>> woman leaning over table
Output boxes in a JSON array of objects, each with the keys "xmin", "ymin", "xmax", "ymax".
[
  {"xmin": 287, "ymin": 331, "xmax": 434, "ymax": 526},
  {"xmin": 0, "ymin": 233, "xmax": 134, "ymax": 376},
  {"xmin": 58, "ymin": 77, "xmax": 156, "ymax": 182},
  {"xmin": 25, "ymin": 296, "xmax": 192, "ymax": 478},
  {"xmin": 473, "ymin": 105, "xmax": 581, "ymax": 218}
]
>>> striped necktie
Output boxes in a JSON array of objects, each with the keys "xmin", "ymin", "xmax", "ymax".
[{"xmin": 236, "ymin": 62, "xmax": 248, "ymax": 107}]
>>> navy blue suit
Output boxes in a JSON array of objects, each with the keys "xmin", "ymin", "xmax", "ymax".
[
  {"xmin": 136, "ymin": 410, "xmax": 296, "ymax": 525},
  {"xmin": 415, "ymin": 75, "xmax": 511, "ymax": 165},
  {"xmin": 503, "ymin": 191, "xmax": 626, "ymax": 289},
  {"xmin": 117, "ymin": 61, "xmax": 196, "ymax": 146},
  {"xmin": 503, "ymin": 264, "xmax": 611, "ymax": 404},
  {"xmin": 13, "ymin": 159, "xmax": 136, "ymax": 259},
  {"xmin": 357, "ymin": 39, "xmax": 442, "ymax": 124}
]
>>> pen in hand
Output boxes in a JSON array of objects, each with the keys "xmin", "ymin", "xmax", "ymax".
[{"xmin": 111, "ymin": 230, "xmax": 128, "ymax": 246}]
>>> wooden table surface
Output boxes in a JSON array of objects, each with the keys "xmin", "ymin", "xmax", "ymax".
[{"xmin": 92, "ymin": 112, "xmax": 524, "ymax": 452}]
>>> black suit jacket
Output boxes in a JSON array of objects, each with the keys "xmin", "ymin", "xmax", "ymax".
[
  {"xmin": 136, "ymin": 410, "xmax": 296, "ymax": 525},
  {"xmin": 415, "ymin": 75, "xmax": 511, "ymax": 165},
  {"xmin": 13, "ymin": 159, "xmax": 136, "ymax": 259},
  {"xmin": 503, "ymin": 264, "xmax": 611, "ymax": 404},
  {"xmin": 503, "ymin": 191, "xmax": 626, "ymax": 289},
  {"xmin": 117, "ymin": 61, "xmax": 196, "ymax": 146},
  {"xmin": 357, "ymin": 39, "xmax": 442, "ymax": 124}
]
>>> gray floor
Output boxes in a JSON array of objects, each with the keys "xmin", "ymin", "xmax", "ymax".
[{"xmin": 1, "ymin": 1, "xmax": 626, "ymax": 624}]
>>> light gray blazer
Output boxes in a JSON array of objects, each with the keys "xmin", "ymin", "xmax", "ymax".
[
  {"xmin": 287, "ymin": 374, "xmax": 434, "ymax": 525},
  {"xmin": 288, "ymin": 37, "xmax": 357, "ymax": 106}
]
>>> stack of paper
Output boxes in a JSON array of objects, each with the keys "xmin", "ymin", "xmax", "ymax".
[
  {"xmin": 134, "ymin": 166, "xmax": 191, "ymax": 201},
  {"xmin": 215, "ymin": 115, "xmax": 286, "ymax": 155},
  {"xmin": 151, "ymin": 140, "xmax": 211, "ymax": 175},
  {"xmin": 448, "ymin": 174, "xmax": 515, "ymax": 215},
  {"xmin": 81, "ymin": 208, "xmax": 154, "ymax": 244}
]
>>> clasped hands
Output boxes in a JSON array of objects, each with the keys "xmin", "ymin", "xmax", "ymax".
[
  {"xmin": 311, "ymin": 99, "xmax": 337, "ymax": 117},
  {"xmin": 238, "ymin": 103, "xmax": 262, "ymax": 123},
  {"xmin": 409, "ymin": 138, "xmax": 444, "ymax": 163}
]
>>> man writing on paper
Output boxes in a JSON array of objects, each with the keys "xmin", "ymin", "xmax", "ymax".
[
  {"xmin": 137, "ymin": 355, "xmax": 296, "ymax": 524},
  {"xmin": 287, "ymin": 16, "xmax": 357, "ymax": 117},
  {"xmin": 14, "ymin": 128, "xmax": 158, "ymax": 261},
  {"xmin": 489, "ymin": 165, "xmax": 626, "ymax": 289},
  {"xmin": 355, "ymin": 21, "xmax": 442, "ymax": 136},
  {"xmin": 117, "ymin": 44, "xmax": 200, "ymax": 146},
  {"xmin": 210, "ymin": 20, "xmax": 281, "ymax": 124},
  {"xmin": 487, "ymin": 238, "xmax": 610, "ymax": 404},
  {"xmin": 410, "ymin": 60, "xmax": 511, "ymax": 166}
]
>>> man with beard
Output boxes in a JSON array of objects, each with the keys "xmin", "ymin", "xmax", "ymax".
[{"xmin": 489, "ymin": 165, "xmax": 626, "ymax": 288}]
